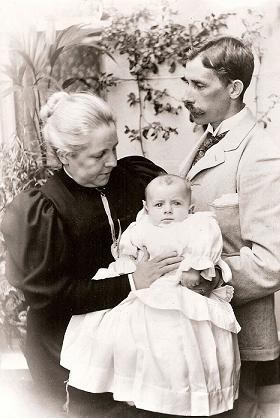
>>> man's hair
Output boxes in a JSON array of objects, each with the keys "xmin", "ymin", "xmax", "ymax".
[
  {"xmin": 145, "ymin": 174, "xmax": 191, "ymax": 200},
  {"xmin": 187, "ymin": 36, "xmax": 254, "ymax": 98}
]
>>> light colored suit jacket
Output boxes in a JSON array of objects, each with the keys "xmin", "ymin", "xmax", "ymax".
[{"xmin": 179, "ymin": 107, "xmax": 280, "ymax": 361}]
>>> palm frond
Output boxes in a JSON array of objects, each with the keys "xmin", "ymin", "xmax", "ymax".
[
  {"xmin": 56, "ymin": 24, "xmax": 101, "ymax": 48},
  {"xmin": 13, "ymin": 50, "xmax": 37, "ymax": 77},
  {"xmin": 48, "ymin": 46, "xmax": 65, "ymax": 68},
  {"xmin": 0, "ymin": 85, "xmax": 21, "ymax": 98},
  {"xmin": 0, "ymin": 62, "xmax": 26, "ymax": 86},
  {"xmin": 35, "ymin": 74, "xmax": 63, "ymax": 91}
]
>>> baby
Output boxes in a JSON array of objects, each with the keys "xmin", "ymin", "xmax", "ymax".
[
  {"xmin": 61, "ymin": 174, "xmax": 240, "ymax": 417},
  {"xmin": 137, "ymin": 174, "xmax": 223, "ymax": 295}
]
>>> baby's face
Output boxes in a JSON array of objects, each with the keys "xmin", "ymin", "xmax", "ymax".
[{"xmin": 145, "ymin": 182, "xmax": 191, "ymax": 226}]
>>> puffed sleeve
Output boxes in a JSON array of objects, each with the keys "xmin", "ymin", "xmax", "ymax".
[
  {"xmin": 179, "ymin": 213, "xmax": 225, "ymax": 278},
  {"xmin": 119, "ymin": 222, "xmax": 139, "ymax": 259},
  {"xmin": 1, "ymin": 189, "xmax": 131, "ymax": 315}
]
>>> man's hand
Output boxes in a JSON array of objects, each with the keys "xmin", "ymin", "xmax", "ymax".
[{"xmin": 132, "ymin": 247, "xmax": 183, "ymax": 290}]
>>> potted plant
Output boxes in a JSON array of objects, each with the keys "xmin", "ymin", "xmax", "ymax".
[{"xmin": 0, "ymin": 22, "xmax": 107, "ymax": 351}]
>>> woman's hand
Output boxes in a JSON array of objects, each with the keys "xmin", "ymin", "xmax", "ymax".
[{"xmin": 132, "ymin": 247, "xmax": 183, "ymax": 290}]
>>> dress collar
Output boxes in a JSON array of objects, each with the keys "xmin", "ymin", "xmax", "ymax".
[
  {"xmin": 63, "ymin": 166, "xmax": 75, "ymax": 180},
  {"xmin": 63, "ymin": 166, "xmax": 106, "ymax": 193}
]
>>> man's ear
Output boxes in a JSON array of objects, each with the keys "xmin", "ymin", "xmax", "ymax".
[
  {"xmin": 188, "ymin": 204, "xmax": 195, "ymax": 214},
  {"xmin": 229, "ymin": 79, "xmax": 244, "ymax": 100},
  {"xmin": 142, "ymin": 200, "xmax": 148, "ymax": 213}
]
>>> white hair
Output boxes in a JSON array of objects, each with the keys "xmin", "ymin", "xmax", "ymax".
[{"xmin": 40, "ymin": 91, "xmax": 116, "ymax": 156}]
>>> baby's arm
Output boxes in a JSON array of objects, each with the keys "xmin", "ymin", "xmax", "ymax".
[
  {"xmin": 179, "ymin": 212, "xmax": 229, "ymax": 296},
  {"xmin": 91, "ymin": 223, "xmax": 139, "ymax": 281}
]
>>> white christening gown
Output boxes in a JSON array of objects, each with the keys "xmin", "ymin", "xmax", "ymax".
[{"xmin": 61, "ymin": 211, "xmax": 241, "ymax": 416}]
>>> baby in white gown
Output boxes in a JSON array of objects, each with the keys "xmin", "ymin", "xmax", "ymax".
[{"xmin": 61, "ymin": 174, "xmax": 240, "ymax": 417}]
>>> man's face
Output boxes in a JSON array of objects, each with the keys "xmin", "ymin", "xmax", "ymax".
[{"xmin": 183, "ymin": 55, "xmax": 233, "ymax": 128}]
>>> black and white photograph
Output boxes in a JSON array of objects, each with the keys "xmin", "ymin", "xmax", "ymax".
[{"xmin": 1, "ymin": 0, "xmax": 280, "ymax": 417}]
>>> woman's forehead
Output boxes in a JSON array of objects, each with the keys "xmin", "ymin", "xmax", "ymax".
[{"xmin": 85, "ymin": 125, "xmax": 118, "ymax": 148}]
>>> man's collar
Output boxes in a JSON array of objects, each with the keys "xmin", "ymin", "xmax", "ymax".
[{"xmin": 206, "ymin": 105, "xmax": 247, "ymax": 136}]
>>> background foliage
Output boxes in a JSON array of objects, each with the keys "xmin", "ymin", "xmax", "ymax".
[{"xmin": 0, "ymin": 4, "xmax": 279, "ymax": 350}]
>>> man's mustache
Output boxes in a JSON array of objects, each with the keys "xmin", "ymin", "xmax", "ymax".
[
  {"xmin": 183, "ymin": 100, "xmax": 199, "ymax": 112},
  {"xmin": 183, "ymin": 101, "xmax": 204, "ymax": 117}
]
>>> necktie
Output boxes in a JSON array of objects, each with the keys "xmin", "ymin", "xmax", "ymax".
[{"xmin": 191, "ymin": 130, "xmax": 229, "ymax": 167}]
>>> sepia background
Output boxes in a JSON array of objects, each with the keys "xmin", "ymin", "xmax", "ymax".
[{"xmin": 0, "ymin": 0, "xmax": 280, "ymax": 417}]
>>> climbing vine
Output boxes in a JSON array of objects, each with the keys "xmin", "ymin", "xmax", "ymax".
[{"xmin": 95, "ymin": 8, "xmax": 231, "ymax": 155}]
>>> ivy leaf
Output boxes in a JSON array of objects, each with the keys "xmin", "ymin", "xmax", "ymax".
[
  {"xmin": 162, "ymin": 131, "xmax": 169, "ymax": 140},
  {"xmin": 151, "ymin": 63, "xmax": 158, "ymax": 74},
  {"xmin": 144, "ymin": 89, "xmax": 152, "ymax": 102},
  {"xmin": 169, "ymin": 61, "xmax": 176, "ymax": 73},
  {"xmin": 62, "ymin": 78, "xmax": 78, "ymax": 89},
  {"xmin": 142, "ymin": 128, "xmax": 149, "ymax": 139}
]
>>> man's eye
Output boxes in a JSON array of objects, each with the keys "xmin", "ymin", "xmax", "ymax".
[
  {"xmin": 195, "ymin": 83, "xmax": 205, "ymax": 89},
  {"xmin": 173, "ymin": 202, "xmax": 181, "ymax": 206},
  {"xmin": 155, "ymin": 203, "xmax": 162, "ymax": 207}
]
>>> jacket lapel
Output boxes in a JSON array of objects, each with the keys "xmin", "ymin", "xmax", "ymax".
[
  {"xmin": 179, "ymin": 129, "xmax": 208, "ymax": 177},
  {"xmin": 187, "ymin": 145, "xmax": 225, "ymax": 179},
  {"xmin": 181, "ymin": 108, "xmax": 257, "ymax": 181}
]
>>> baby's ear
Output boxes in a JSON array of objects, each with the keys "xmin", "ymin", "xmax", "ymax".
[
  {"xmin": 188, "ymin": 204, "xmax": 195, "ymax": 214},
  {"xmin": 142, "ymin": 200, "xmax": 148, "ymax": 213}
]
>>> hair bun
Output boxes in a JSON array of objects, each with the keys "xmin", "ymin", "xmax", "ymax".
[{"xmin": 40, "ymin": 91, "xmax": 69, "ymax": 121}]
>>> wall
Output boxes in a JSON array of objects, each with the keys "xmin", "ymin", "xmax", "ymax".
[{"xmin": 104, "ymin": 54, "xmax": 199, "ymax": 174}]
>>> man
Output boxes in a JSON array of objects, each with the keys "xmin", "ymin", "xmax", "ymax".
[{"xmin": 180, "ymin": 36, "xmax": 280, "ymax": 418}]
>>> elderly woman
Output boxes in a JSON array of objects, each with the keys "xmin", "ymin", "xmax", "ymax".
[{"xmin": 1, "ymin": 92, "xmax": 183, "ymax": 417}]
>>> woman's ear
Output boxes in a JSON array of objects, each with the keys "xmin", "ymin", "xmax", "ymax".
[
  {"xmin": 57, "ymin": 150, "xmax": 69, "ymax": 165},
  {"xmin": 188, "ymin": 204, "xmax": 195, "ymax": 214},
  {"xmin": 229, "ymin": 79, "xmax": 244, "ymax": 100}
]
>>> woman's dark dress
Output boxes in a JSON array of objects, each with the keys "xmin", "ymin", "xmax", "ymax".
[{"xmin": 1, "ymin": 157, "xmax": 164, "ymax": 402}]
